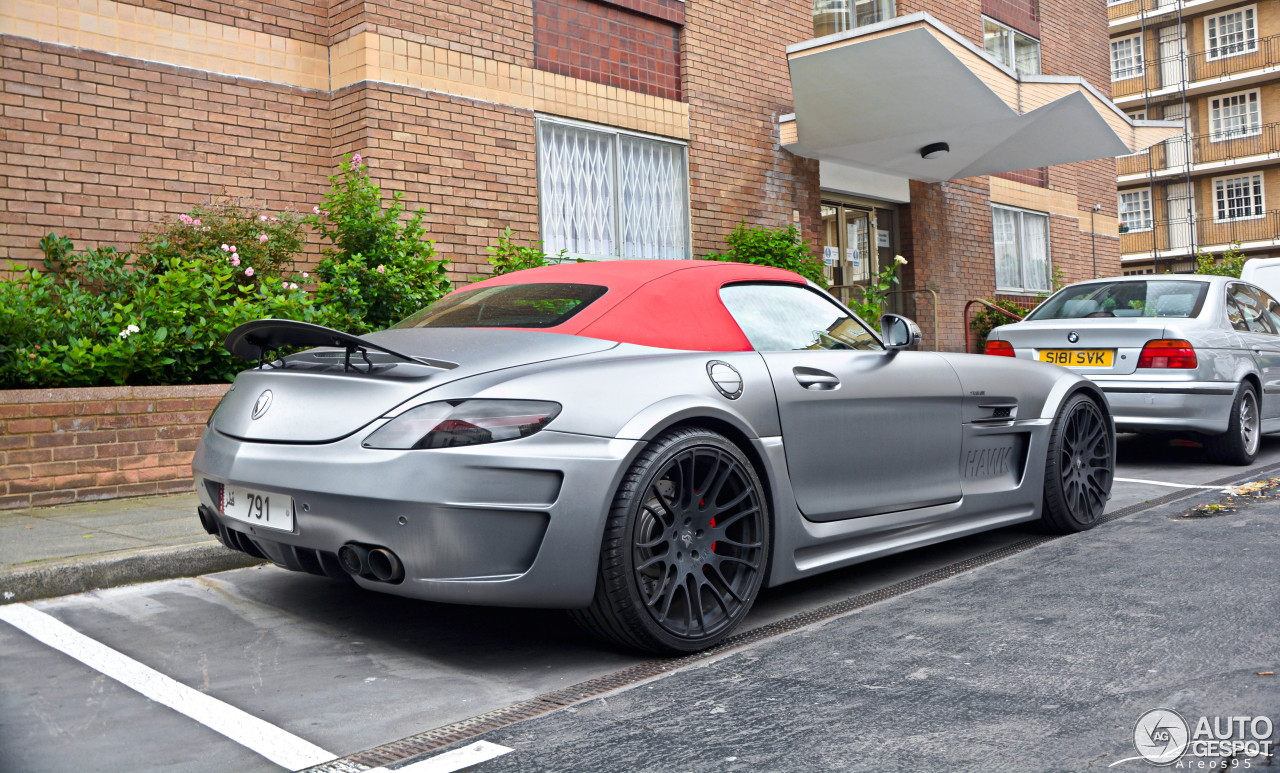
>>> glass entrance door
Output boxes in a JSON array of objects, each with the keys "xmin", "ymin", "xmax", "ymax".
[{"xmin": 821, "ymin": 200, "xmax": 889, "ymax": 309}]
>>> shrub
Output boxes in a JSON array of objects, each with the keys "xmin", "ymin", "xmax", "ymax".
[
  {"xmin": 138, "ymin": 196, "xmax": 305, "ymax": 280},
  {"xmin": 968, "ymin": 298, "xmax": 1030, "ymax": 350},
  {"xmin": 848, "ymin": 255, "xmax": 907, "ymax": 324},
  {"xmin": 0, "ymin": 242, "xmax": 334, "ymax": 388},
  {"xmin": 706, "ymin": 222, "xmax": 827, "ymax": 286},
  {"xmin": 1195, "ymin": 242, "xmax": 1246, "ymax": 278},
  {"xmin": 483, "ymin": 227, "xmax": 569, "ymax": 277},
  {"xmin": 305, "ymin": 153, "xmax": 451, "ymax": 331}
]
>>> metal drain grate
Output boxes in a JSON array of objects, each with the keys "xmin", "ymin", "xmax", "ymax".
[{"xmin": 304, "ymin": 461, "xmax": 1280, "ymax": 772}]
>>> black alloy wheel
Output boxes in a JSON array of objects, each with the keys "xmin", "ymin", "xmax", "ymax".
[
  {"xmin": 1041, "ymin": 394, "xmax": 1113, "ymax": 533},
  {"xmin": 570, "ymin": 428, "xmax": 770, "ymax": 653}
]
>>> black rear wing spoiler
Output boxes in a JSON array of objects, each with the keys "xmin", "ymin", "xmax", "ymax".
[{"xmin": 224, "ymin": 319, "xmax": 456, "ymax": 372}]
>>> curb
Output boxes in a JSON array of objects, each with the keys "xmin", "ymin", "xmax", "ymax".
[{"xmin": 0, "ymin": 541, "xmax": 266, "ymax": 604}]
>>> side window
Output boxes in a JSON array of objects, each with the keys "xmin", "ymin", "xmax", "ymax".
[
  {"xmin": 1249, "ymin": 285, "xmax": 1280, "ymax": 334},
  {"xmin": 1229, "ymin": 284, "xmax": 1275, "ymax": 333},
  {"xmin": 1226, "ymin": 295, "xmax": 1249, "ymax": 331},
  {"xmin": 719, "ymin": 283, "xmax": 882, "ymax": 352}
]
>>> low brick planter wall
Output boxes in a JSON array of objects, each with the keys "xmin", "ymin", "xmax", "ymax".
[{"xmin": 0, "ymin": 384, "xmax": 231, "ymax": 510}]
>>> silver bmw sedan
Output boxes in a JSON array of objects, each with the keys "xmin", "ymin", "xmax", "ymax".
[{"xmin": 986, "ymin": 274, "xmax": 1280, "ymax": 465}]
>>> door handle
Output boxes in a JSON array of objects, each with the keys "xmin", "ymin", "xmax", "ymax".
[{"xmin": 794, "ymin": 368, "xmax": 840, "ymax": 390}]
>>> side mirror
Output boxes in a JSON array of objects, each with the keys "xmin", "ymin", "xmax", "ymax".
[{"xmin": 880, "ymin": 314, "xmax": 922, "ymax": 351}]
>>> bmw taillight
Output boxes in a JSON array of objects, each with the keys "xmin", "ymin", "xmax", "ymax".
[
  {"xmin": 984, "ymin": 340, "xmax": 1015, "ymax": 357},
  {"xmin": 1137, "ymin": 339, "xmax": 1197, "ymax": 369},
  {"xmin": 362, "ymin": 400, "xmax": 561, "ymax": 450}
]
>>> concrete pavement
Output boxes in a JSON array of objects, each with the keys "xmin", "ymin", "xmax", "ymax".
[{"xmin": 0, "ymin": 492, "xmax": 262, "ymax": 604}]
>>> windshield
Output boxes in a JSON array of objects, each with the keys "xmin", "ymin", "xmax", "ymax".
[
  {"xmin": 394, "ymin": 283, "xmax": 607, "ymax": 329},
  {"xmin": 1025, "ymin": 280, "xmax": 1209, "ymax": 320}
]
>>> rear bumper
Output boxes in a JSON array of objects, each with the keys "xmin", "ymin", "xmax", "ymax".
[
  {"xmin": 191, "ymin": 424, "xmax": 642, "ymax": 608},
  {"xmin": 1096, "ymin": 380, "xmax": 1237, "ymax": 434}
]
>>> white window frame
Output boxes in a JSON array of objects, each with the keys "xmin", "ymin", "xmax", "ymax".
[
  {"xmin": 535, "ymin": 115, "xmax": 692, "ymax": 261},
  {"xmin": 992, "ymin": 205, "xmax": 1052, "ymax": 294},
  {"xmin": 1111, "ymin": 34, "xmax": 1144, "ymax": 81},
  {"xmin": 982, "ymin": 16, "xmax": 1041, "ymax": 76},
  {"xmin": 1119, "ymin": 189, "xmax": 1153, "ymax": 232},
  {"xmin": 1209, "ymin": 89, "xmax": 1261, "ymax": 142},
  {"xmin": 1213, "ymin": 172, "xmax": 1266, "ymax": 222},
  {"xmin": 1205, "ymin": 5, "xmax": 1257, "ymax": 61}
]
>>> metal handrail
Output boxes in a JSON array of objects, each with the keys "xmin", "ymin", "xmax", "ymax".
[
  {"xmin": 1113, "ymin": 34, "xmax": 1280, "ymax": 99},
  {"xmin": 963, "ymin": 299, "xmax": 1026, "ymax": 354},
  {"xmin": 1120, "ymin": 210, "xmax": 1280, "ymax": 256}
]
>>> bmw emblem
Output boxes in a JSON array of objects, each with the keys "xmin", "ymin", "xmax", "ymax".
[
  {"xmin": 1067, "ymin": 332, "xmax": 1079, "ymax": 343},
  {"xmin": 251, "ymin": 389, "xmax": 273, "ymax": 420}
]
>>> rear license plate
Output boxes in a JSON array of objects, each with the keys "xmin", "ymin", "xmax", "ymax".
[
  {"xmin": 219, "ymin": 484, "xmax": 294, "ymax": 532},
  {"xmin": 1038, "ymin": 349, "xmax": 1114, "ymax": 368}
]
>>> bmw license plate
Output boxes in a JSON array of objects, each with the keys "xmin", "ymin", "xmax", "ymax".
[
  {"xmin": 1039, "ymin": 349, "xmax": 1114, "ymax": 368},
  {"xmin": 219, "ymin": 484, "xmax": 294, "ymax": 532}
]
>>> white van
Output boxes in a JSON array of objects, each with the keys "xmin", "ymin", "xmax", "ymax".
[{"xmin": 1240, "ymin": 258, "xmax": 1280, "ymax": 301}]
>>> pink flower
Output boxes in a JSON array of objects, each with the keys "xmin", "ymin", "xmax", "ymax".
[
  {"xmin": 179, "ymin": 214, "xmax": 192, "ymax": 224},
  {"xmin": 376, "ymin": 265, "xmax": 385, "ymax": 274},
  {"xmin": 245, "ymin": 267, "xmax": 255, "ymax": 277},
  {"xmin": 202, "ymin": 226, "xmax": 210, "ymax": 232},
  {"xmin": 220, "ymin": 244, "xmax": 229, "ymax": 251},
  {"xmin": 351, "ymin": 153, "xmax": 362, "ymax": 169},
  {"xmin": 229, "ymin": 245, "xmax": 237, "ymax": 252},
  {"xmin": 313, "ymin": 206, "xmax": 320, "ymax": 215},
  {"xmin": 193, "ymin": 219, "xmax": 201, "ymax": 226},
  {"xmin": 270, "ymin": 216, "xmax": 278, "ymax": 222},
  {"xmin": 289, "ymin": 282, "xmax": 298, "ymax": 290},
  {"xmin": 231, "ymin": 257, "xmax": 241, "ymax": 267},
  {"xmin": 259, "ymin": 215, "xmax": 268, "ymax": 222},
  {"xmin": 258, "ymin": 234, "xmax": 268, "ymax": 243},
  {"xmin": 302, "ymin": 272, "xmax": 309, "ymax": 278}
]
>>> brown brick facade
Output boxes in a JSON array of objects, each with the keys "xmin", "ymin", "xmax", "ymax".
[
  {"xmin": 0, "ymin": 384, "xmax": 229, "ymax": 510},
  {"xmin": 535, "ymin": 0, "xmax": 682, "ymax": 101},
  {"xmin": 981, "ymin": 0, "xmax": 1040, "ymax": 38}
]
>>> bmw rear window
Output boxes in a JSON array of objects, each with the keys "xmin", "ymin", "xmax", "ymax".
[
  {"xmin": 393, "ymin": 283, "xmax": 607, "ymax": 329},
  {"xmin": 1025, "ymin": 280, "xmax": 1209, "ymax": 320}
]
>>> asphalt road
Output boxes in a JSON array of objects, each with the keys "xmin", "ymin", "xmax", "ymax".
[{"xmin": 2, "ymin": 435, "xmax": 1278, "ymax": 772}]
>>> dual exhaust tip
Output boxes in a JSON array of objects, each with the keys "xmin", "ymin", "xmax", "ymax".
[{"xmin": 338, "ymin": 543, "xmax": 405, "ymax": 584}]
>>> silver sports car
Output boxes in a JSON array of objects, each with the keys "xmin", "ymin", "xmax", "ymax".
[
  {"xmin": 193, "ymin": 260, "xmax": 1114, "ymax": 653},
  {"xmin": 985, "ymin": 274, "xmax": 1280, "ymax": 465}
]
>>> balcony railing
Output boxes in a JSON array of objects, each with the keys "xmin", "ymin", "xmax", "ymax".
[
  {"xmin": 1112, "ymin": 34, "xmax": 1280, "ymax": 99},
  {"xmin": 1118, "ymin": 122, "xmax": 1280, "ymax": 176},
  {"xmin": 1121, "ymin": 209, "xmax": 1280, "ymax": 255},
  {"xmin": 1107, "ymin": 0, "xmax": 1186, "ymax": 23}
]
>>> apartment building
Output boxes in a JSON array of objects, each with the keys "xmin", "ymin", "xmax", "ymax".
[
  {"xmin": 1, "ymin": 0, "xmax": 1168, "ymax": 351},
  {"xmin": 1110, "ymin": 0, "xmax": 1280, "ymax": 273}
]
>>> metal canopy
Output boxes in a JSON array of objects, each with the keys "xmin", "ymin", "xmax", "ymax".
[{"xmin": 781, "ymin": 14, "xmax": 1181, "ymax": 184}]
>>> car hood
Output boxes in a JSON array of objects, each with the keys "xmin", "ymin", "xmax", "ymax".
[{"xmin": 210, "ymin": 328, "xmax": 617, "ymax": 443}]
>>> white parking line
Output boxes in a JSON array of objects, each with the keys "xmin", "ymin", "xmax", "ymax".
[
  {"xmin": 1114, "ymin": 477, "xmax": 1232, "ymax": 491},
  {"xmin": 364, "ymin": 741, "xmax": 514, "ymax": 773},
  {"xmin": 0, "ymin": 603, "xmax": 336, "ymax": 771}
]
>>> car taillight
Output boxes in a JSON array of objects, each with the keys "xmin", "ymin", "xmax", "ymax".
[
  {"xmin": 1137, "ymin": 339, "xmax": 1197, "ymax": 369},
  {"xmin": 985, "ymin": 340, "xmax": 1015, "ymax": 357},
  {"xmin": 362, "ymin": 399, "xmax": 561, "ymax": 449}
]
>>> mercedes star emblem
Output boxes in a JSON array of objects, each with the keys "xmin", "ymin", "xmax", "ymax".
[{"xmin": 251, "ymin": 389, "xmax": 273, "ymax": 420}]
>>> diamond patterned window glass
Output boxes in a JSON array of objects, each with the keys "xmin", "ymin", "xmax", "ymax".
[
  {"xmin": 538, "ymin": 121, "xmax": 615, "ymax": 257},
  {"xmin": 538, "ymin": 119, "xmax": 689, "ymax": 260},
  {"xmin": 618, "ymin": 135, "xmax": 689, "ymax": 260}
]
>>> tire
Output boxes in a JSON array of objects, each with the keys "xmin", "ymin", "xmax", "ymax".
[
  {"xmin": 569, "ymin": 427, "xmax": 770, "ymax": 654},
  {"xmin": 1040, "ymin": 394, "xmax": 1114, "ymax": 534},
  {"xmin": 1204, "ymin": 383, "xmax": 1260, "ymax": 465}
]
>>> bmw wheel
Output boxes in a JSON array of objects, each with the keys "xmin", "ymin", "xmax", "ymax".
[
  {"xmin": 1204, "ymin": 383, "xmax": 1260, "ymax": 465},
  {"xmin": 571, "ymin": 427, "xmax": 770, "ymax": 654},
  {"xmin": 1040, "ymin": 394, "xmax": 1113, "ymax": 533}
]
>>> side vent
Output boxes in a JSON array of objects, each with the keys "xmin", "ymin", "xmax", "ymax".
[{"xmin": 972, "ymin": 402, "xmax": 1017, "ymax": 425}]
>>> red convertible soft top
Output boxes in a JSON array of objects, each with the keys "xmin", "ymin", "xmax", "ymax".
[{"xmin": 464, "ymin": 260, "xmax": 808, "ymax": 351}]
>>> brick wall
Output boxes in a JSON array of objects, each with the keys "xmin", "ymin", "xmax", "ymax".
[
  {"xmin": 682, "ymin": 0, "xmax": 823, "ymax": 258},
  {"xmin": 534, "ymin": 0, "xmax": 683, "ymax": 101},
  {"xmin": 0, "ymin": 36, "xmax": 333, "ymax": 267},
  {"xmin": 0, "ymin": 385, "xmax": 229, "ymax": 510}
]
